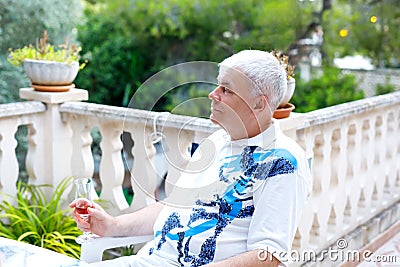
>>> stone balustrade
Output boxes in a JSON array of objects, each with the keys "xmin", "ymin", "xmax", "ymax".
[
  {"xmin": 293, "ymin": 92, "xmax": 400, "ymax": 265},
  {"xmin": 0, "ymin": 88, "xmax": 399, "ymax": 265},
  {"xmin": 59, "ymin": 100, "xmax": 218, "ymax": 214},
  {"xmin": 0, "ymin": 101, "xmax": 46, "ymax": 198}
]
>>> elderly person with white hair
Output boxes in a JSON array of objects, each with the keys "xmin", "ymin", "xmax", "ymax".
[{"xmin": 71, "ymin": 50, "xmax": 312, "ymax": 267}]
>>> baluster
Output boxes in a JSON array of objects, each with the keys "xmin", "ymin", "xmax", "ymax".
[
  {"xmin": 0, "ymin": 119, "xmax": 19, "ymax": 201},
  {"xmin": 292, "ymin": 228, "xmax": 301, "ymax": 251},
  {"xmin": 385, "ymin": 112, "xmax": 396, "ymax": 201},
  {"xmin": 330, "ymin": 129, "xmax": 340, "ymax": 187},
  {"xmin": 67, "ymin": 116, "xmax": 98, "ymax": 201},
  {"xmin": 372, "ymin": 111, "xmax": 386, "ymax": 211},
  {"xmin": 311, "ymin": 133, "xmax": 323, "ymax": 194},
  {"xmin": 328, "ymin": 127, "xmax": 342, "ymax": 237},
  {"xmin": 385, "ymin": 113, "xmax": 395, "ymax": 161},
  {"xmin": 297, "ymin": 197, "xmax": 313, "ymax": 253},
  {"xmin": 346, "ymin": 125, "xmax": 356, "ymax": 179},
  {"xmin": 366, "ymin": 117, "xmax": 376, "ymax": 173},
  {"xmin": 360, "ymin": 120, "xmax": 370, "ymax": 172},
  {"xmin": 327, "ymin": 204, "xmax": 337, "ymax": 235},
  {"xmin": 357, "ymin": 188, "xmax": 366, "ymax": 218},
  {"xmin": 128, "ymin": 123, "xmax": 158, "ymax": 211},
  {"xmin": 98, "ymin": 121, "xmax": 128, "ymax": 215},
  {"xmin": 396, "ymin": 172, "xmax": 400, "ymax": 192},
  {"xmin": 309, "ymin": 213, "xmax": 321, "ymax": 245},
  {"xmin": 371, "ymin": 182, "xmax": 379, "ymax": 211},
  {"xmin": 362, "ymin": 116, "xmax": 376, "ymax": 215},
  {"xmin": 25, "ymin": 122, "xmax": 44, "ymax": 185},
  {"xmin": 70, "ymin": 115, "xmax": 95, "ymax": 180},
  {"xmin": 320, "ymin": 129, "xmax": 332, "ymax": 193},
  {"xmin": 353, "ymin": 121, "xmax": 363, "ymax": 181},
  {"xmin": 297, "ymin": 128, "xmax": 314, "ymax": 171},
  {"xmin": 343, "ymin": 196, "xmax": 352, "ymax": 227},
  {"xmin": 383, "ymin": 175, "xmax": 391, "ymax": 203},
  {"xmin": 373, "ymin": 116, "xmax": 383, "ymax": 166},
  {"xmin": 398, "ymin": 110, "xmax": 400, "ymax": 164},
  {"xmin": 295, "ymin": 128, "xmax": 306, "ymax": 151},
  {"xmin": 396, "ymin": 111, "xmax": 400, "ymax": 197},
  {"xmin": 163, "ymin": 127, "xmax": 193, "ymax": 196},
  {"xmin": 379, "ymin": 113, "xmax": 388, "ymax": 167},
  {"xmin": 333, "ymin": 184, "xmax": 347, "ymax": 233}
]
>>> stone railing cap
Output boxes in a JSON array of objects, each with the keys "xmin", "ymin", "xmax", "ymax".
[{"xmin": 19, "ymin": 88, "xmax": 88, "ymax": 104}]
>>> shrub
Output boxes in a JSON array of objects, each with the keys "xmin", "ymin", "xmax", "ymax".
[
  {"xmin": 0, "ymin": 177, "xmax": 81, "ymax": 259},
  {"xmin": 292, "ymin": 67, "xmax": 365, "ymax": 113},
  {"xmin": 375, "ymin": 83, "xmax": 395, "ymax": 95}
]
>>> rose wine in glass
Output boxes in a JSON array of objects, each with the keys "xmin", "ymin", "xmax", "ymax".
[
  {"xmin": 75, "ymin": 198, "xmax": 91, "ymax": 222},
  {"xmin": 74, "ymin": 178, "xmax": 94, "ymax": 244}
]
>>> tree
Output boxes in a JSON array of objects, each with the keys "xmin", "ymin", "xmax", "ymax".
[
  {"xmin": 323, "ymin": 0, "xmax": 400, "ymax": 67},
  {"xmin": 292, "ymin": 67, "xmax": 364, "ymax": 113},
  {"xmin": 75, "ymin": 0, "xmax": 314, "ymax": 109},
  {"xmin": 0, "ymin": 0, "xmax": 84, "ymax": 103}
]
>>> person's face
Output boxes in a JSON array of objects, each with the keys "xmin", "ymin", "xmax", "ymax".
[{"xmin": 208, "ymin": 67, "xmax": 260, "ymax": 138}]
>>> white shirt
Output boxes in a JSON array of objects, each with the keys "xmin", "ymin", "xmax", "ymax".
[{"xmin": 135, "ymin": 122, "xmax": 312, "ymax": 266}]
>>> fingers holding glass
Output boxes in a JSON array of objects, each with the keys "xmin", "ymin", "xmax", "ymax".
[{"xmin": 73, "ymin": 178, "xmax": 94, "ymax": 244}]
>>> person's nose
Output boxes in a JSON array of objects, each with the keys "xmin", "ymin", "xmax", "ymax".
[{"xmin": 209, "ymin": 86, "xmax": 221, "ymax": 101}]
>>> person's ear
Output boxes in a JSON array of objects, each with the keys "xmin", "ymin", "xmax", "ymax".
[{"xmin": 254, "ymin": 95, "xmax": 268, "ymax": 111}]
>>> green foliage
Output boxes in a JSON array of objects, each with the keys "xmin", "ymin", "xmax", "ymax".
[
  {"xmin": 291, "ymin": 67, "xmax": 365, "ymax": 113},
  {"xmin": 375, "ymin": 83, "xmax": 396, "ymax": 95},
  {"xmin": 164, "ymin": 83, "xmax": 213, "ymax": 118},
  {"xmin": 0, "ymin": 58, "xmax": 28, "ymax": 102},
  {"xmin": 0, "ymin": 177, "xmax": 81, "ymax": 259},
  {"xmin": 0, "ymin": 0, "xmax": 84, "ymax": 104},
  {"xmin": 323, "ymin": 0, "xmax": 400, "ymax": 67},
  {"xmin": 8, "ymin": 31, "xmax": 85, "ymax": 68},
  {"xmin": 0, "ymin": 0, "xmax": 83, "ymax": 53},
  {"xmin": 2, "ymin": 0, "xmax": 399, "ymax": 113},
  {"xmin": 76, "ymin": 0, "xmax": 309, "ymax": 108}
]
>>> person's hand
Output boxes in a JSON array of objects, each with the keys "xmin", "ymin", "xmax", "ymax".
[{"xmin": 70, "ymin": 200, "xmax": 116, "ymax": 237}]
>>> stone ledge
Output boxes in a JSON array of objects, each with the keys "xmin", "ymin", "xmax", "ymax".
[
  {"xmin": 303, "ymin": 200, "xmax": 400, "ymax": 267},
  {"xmin": 340, "ymin": 214, "xmax": 400, "ymax": 267},
  {"xmin": 0, "ymin": 101, "xmax": 46, "ymax": 118},
  {"xmin": 301, "ymin": 91, "xmax": 400, "ymax": 128},
  {"xmin": 60, "ymin": 101, "xmax": 220, "ymax": 133},
  {"xmin": 19, "ymin": 88, "xmax": 88, "ymax": 104}
]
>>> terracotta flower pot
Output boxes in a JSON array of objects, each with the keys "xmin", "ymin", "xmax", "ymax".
[{"xmin": 273, "ymin": 103, "xmax": 295, "ymax": 119}]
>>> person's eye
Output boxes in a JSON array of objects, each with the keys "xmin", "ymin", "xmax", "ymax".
[{"xmin": 222, "ymin": 86, "xmax": 232, "ymax": 94}]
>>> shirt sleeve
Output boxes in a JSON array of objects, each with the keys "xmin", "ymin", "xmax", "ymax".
[{"xmin": 247, "ymin": 170, "xmax": 310, "ymax": 266}]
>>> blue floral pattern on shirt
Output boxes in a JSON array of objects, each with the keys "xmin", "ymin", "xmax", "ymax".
[{"xmin": 151, "ymin": 145, "xmax": 297, "ymax": 266}]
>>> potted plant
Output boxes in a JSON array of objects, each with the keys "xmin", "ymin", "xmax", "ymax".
[
  {"xmin": 271, "ymin": 50, "xmax": 296, "ymax": 119},
  {"xmin": 7, "ymin": 30, "xmax": 86, "ymax": 92}
]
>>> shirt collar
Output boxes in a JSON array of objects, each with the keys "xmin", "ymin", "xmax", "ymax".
[{"xmin": 230, "ymin": 121, "xmax": 279, "ymax": 149}]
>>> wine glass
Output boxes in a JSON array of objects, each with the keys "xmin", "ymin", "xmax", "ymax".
[{"xmin": 74, "ymin": 177, "xmax": 94, "ymax": 244}]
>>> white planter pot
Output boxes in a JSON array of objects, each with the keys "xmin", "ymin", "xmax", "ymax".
[
  {"xmin": 23, "ymin": 59, "xmax": 79, "ymax": 86},
  {"xmin": 278, "ymin": 77, "xmax": 295, "ymax": 108}
]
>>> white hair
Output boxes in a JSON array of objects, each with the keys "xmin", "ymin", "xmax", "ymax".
[{"xmin": 219, "ymin": 50, "xmax": 288, "ymax": 112}]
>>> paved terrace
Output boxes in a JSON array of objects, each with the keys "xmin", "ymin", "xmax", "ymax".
[{"xmin": 0, "ymin": 88, "xmax": 399, "ymax": 266}]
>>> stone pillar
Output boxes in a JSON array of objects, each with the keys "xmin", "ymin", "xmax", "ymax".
[
  {"xmin": 19, "ymin": 88, "xmax": 88, "ymax": 197},
  {"xmin": 276, "ymin": 112, "xmax": 305, "ymax": 139}
]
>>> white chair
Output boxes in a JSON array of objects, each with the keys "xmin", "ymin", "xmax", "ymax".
[{"xmin": 80, "ymin": 235, "xmax": 153, "ymax": 263}]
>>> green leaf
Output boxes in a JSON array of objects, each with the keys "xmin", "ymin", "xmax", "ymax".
[{"xmin": 0, "ymin": 177, "xmax": 81, "ymax": 259}]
